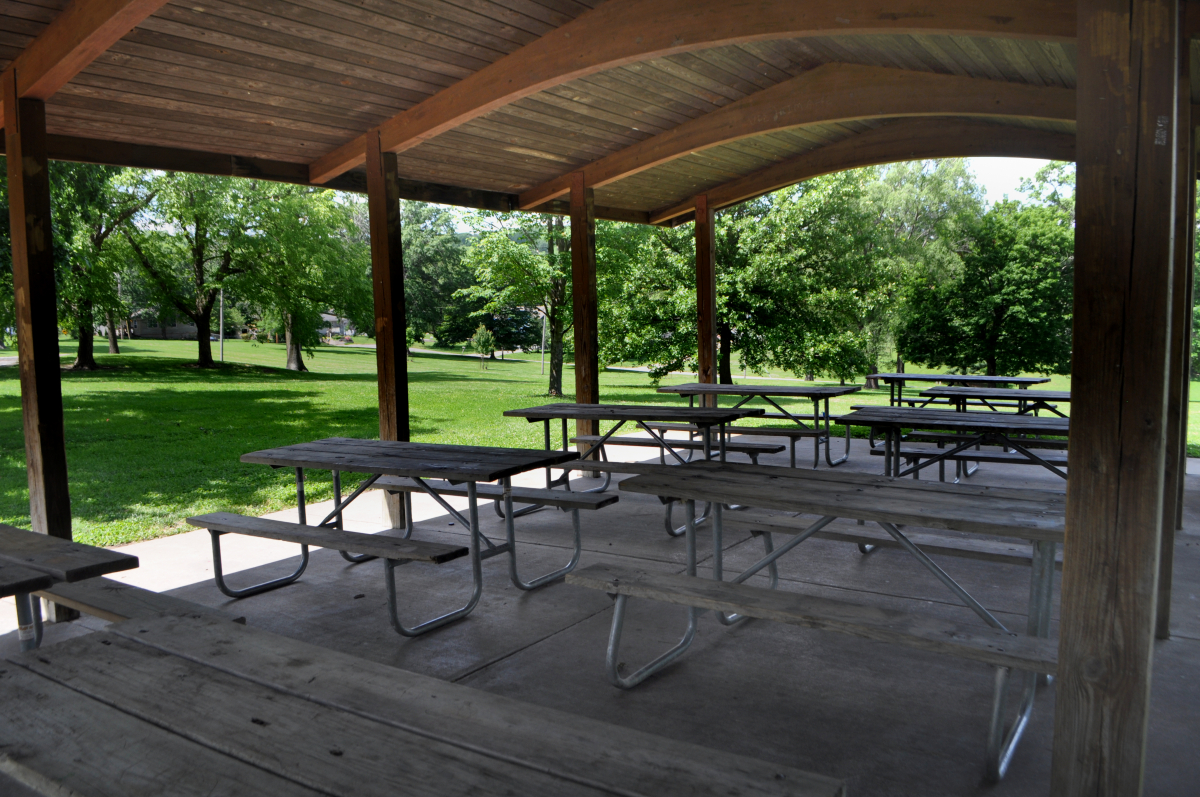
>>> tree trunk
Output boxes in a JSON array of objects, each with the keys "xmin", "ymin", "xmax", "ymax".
[
  {"xmin": 548, "ymin": 314, "xmax": 565, "ymax": 396},
  {"xmin": 896, "ymin": 355, "xmax": 904, "ymax": 373},
  {"xmin": 985, "ymin": 357, "xmax": 997, "ymax": 377},
  {"xmin": 195, "ymin": 306, "xmax": 215, "ymax": 367},
  {"xmin": 72, "ymin": 302, "xmax": 100, "ymax": 370},
  {"xmin": 105, "ymin": 309, "xmax": 120, "ymax": 354},
  {"xmin": 718, "ymin": 324, "xmax": 733, "ymax": 384},
  {"xmin": 285, "ymin": 312, "xmax": 307, "ymax": 372}
]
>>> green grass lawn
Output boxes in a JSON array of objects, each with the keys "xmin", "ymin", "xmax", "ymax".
[{"xmin": 0, "ymin": 337, "xmax": 1192, "ymax": 547}]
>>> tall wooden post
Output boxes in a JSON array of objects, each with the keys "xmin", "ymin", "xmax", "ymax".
[
  {"xmin": 1053, "ymin": 1, "xmax": 1179, "ymax": 793},
  {"xmin": 570, "ymin": 172, "xmax": 599, "ymax": 441},
  {"xmin": 365, "ymin": 130, "xmax": 408, "ymax": 526},
  {"xmin": 4, "ymin": 72, "xmax": 72, "ymax": 544},
  {"xmin": 1158, "ymin": 45, "xmax": 1194, "ymax": 640},
  {"xmin": 695, "ymin": 194, "xmax": 717, "ymax": 407}
]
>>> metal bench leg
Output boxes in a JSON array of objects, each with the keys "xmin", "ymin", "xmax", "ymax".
[
  {"xmin": 210, "ymin": 530, "xmax": 310, "ymax": 598},
  {"xmin": 664, "ymin": 498, "xmax": 711, "ymax": 537},
  {"xmin": 332, "ymin": 470, "xmax": 377, "ymax": 563},
  {"xmin": 606, "ymin": 500, "xmax": 701, "ymax": 689},
  {"xmin": 386, "ymin": 482, "xmax": 484, "ymax": 637},
  {"xmin": 504, "ymin": 479, "xmax": 583, "ymax": 591},
  {"xmin": 713, "ymin": 503, "xmax": 781, "ymax": 626},
  {"xmin": 14, "ymin": 592, "xmax": 43, "ymax": 651},
  {"xmin": 986, "ymin": 665, "xmax": 1038, "ymax": 781}
]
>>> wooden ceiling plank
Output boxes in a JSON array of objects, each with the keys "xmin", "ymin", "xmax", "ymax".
[
  {"xmin": 647, "ymin": 119, "xmax": 1076, "ymax": 223},
  {"xmin": 307, "ymin": 0, "xmax": 1075, "ymax": 182},
  {"xmin": 0, "ymin": 0, "xmax": 169, "ymax": 128},
  {"xmin": 518, "ymin": 63, "xmax": 1075, "ymax": 209}
]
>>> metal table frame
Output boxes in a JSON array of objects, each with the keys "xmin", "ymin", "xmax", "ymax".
[
  {"xmin": 871, "ymin": 423, "xmax": 1067, "ymax": 480},
  {"xmin": 918, "ymin": 387, "xmax": 1070, "ymax": 418},
  {"xmin": 868, "ymin": 374, "xmax": 1051, "ymax": 408}
]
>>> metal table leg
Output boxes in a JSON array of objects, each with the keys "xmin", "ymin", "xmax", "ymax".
[
  {"xmin": 503, "ymin": 476, "xmax": 582, "ymax": 590},
  {"xmin": 14, "ymin": 592, "xmax": 43, "ymax": 651},
  {"xmin": 210, "ymin": 467, "xmax": 310, "ymax": 598}
]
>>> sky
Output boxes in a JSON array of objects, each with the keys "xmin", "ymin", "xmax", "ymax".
[{"xmin": 966, "ymin": 157, "xmax": 1053, "ymax": 206}]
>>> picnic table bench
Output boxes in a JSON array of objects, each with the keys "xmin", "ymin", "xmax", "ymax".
[
  {"xmin": 918, "ymin": 386, "xmax": 1070, "ymax": 417},
  {"xmin": 0, "ymin": 613, "xmax": 845, "ymax": 797},
  {"xmin": 566, "ymin": 461, "xmax": 1063, "ymax": 781}
]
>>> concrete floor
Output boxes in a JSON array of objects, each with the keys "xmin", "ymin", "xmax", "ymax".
[{"xmin": 5, "ymin": 436, "xmax": 1198, "ymax": 796}]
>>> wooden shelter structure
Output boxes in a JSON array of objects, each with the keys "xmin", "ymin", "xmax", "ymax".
[{"xmin": 1, "ymin": 0, "xmax": 1195, "ymax": 792}]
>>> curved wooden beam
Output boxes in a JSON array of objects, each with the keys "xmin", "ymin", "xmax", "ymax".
[
  {"xmin": 647, "ymin": 119, "xmax": 1076, "ymax": 224},
  {"xmin": 0, "ymin": 0, "xmax": 169, "ymax": 129},
  {"xmin": 307, "ymin": 0, "xmax": 1074, "ymax": 184},
  {"xmin": 518, "ymin": 63, "xmax": 1075, "ymax": 209}
]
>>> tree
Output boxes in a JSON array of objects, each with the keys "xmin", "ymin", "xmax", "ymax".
[
  {"xmin": 896, "ymin": 201, "xmax": 1074, "ymax": 376},
  {"xmin": 122, "ymin": 173, "xmax": 259, "ymax": 367},
  {"xmin": 463, "ymin": 213, "xmax": 572, "ymax": 394},
  {"xmin": 469, "ymin": 323, "xmax": 495, "ymax": 369},
  {"xmin": 1018, "ymin": 161, "xmax": 1075, "ymax": 221}
]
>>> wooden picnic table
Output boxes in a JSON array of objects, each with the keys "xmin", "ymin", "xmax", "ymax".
[
  {"xmin": 0, "ymin": 523, "xmax": 138, "ymax": 651},
  {"xmin": 867, "ymin": 373, "xmax": 1051, "ymax": 407},
  {"xmin": 0, "ymin": 612, "xmax": 844, "ymax": 797},
  {"xmin": 221, "ymin": 438, "xmax": 583, "ymax": 634},
  {"xmin": 918, "ymin": 386, "xmax": 1070, "ymax": 417},
  {"xmin": 835, "ymin": 407, "xmax": 1070, "ymax": 479},
  {"xmin": 656, "ymin": 383, "xmax": 861, "ymax": 466},
  {"xmin": 569, "ymin": 460, "xmax": 1062, "ymax": 780}
]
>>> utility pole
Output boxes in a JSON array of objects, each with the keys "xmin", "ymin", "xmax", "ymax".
[{"xmin": 219, "ymin": 289, "xmax": 224, "ymax": 362}]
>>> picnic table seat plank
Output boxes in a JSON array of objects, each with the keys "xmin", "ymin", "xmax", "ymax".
[
  {"xmin": 643, "ymin": 422, "xmax": 825, "ymax": 438},
  {"xmin": 186, "ymin": 512, "xmax": 467, "ymax": 564},
  {"xmin": 568, "ymin": 564, "xmax": 1057, "ymax": 674},
  {"xmin": 0, "ymin": 664, "xmax": 325, "ymax": 797},
  {"xmin": 372, "ymin": 476, "xmax": 619, "ymax": 509},
  {"xmin": 0, "ymin": 562, "xmax": 55, "ymax": 598},
  {"xmin": 504, "ymin": 403, "xmax": 764, "ymax": 424},
  {"xmin": 35, "ymin": 577, "xmax": 246, "ymax": 624},
  {"xmin": 920, "ymin": 387, "xmax": 1071, "ymax": 402},
  {"xmin": 902, "ymin": 430, "xmax": 1068, "ymax": 449},
  {"xmin": 59, "ymin": 614, "xmax": 845, "ymax": 797},
  {"xmin": 869, "ymin": 447, "xmax": 1070, "ymax": 466},
  {"xmin": 241, "ymin": 438, "xmax": 579, "ymax": 483},
  {"xmin": 617, "ymin": 462, "xmax": 1065, "ymax": 541},
  {"xmin": 723, "ymin": 514, "xmax": 1064, "ymax": 569},
  {"xmin": 570, "ymin": 434, "xmax": 785, "ymax": 456},
  {"xmin": 836, "ymin": 407, "xmax": 1068, "ymax": 436},
  {"xmin": 0, "ymin": 523, "xmax": 138, "ymax": 582}
]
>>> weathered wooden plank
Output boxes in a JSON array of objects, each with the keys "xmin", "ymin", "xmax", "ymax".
[
  {"xmin": 567, "ymin": 564, "xmax": 1058, "ymax": 674},
  {"xmin": 724, "ymin": 514, "xmax": 1064, "ymax": 568},
  {"xmin": 185, "ymin": 512, "xmax": 467, "ymax": 564},
  {"xmin": 1052, "ymin": 0, "xmax": 1180, "ymax": 792},
  {"xmin": 35, "ymin": 576, "xmax": 244, "ymax": 624},
  {"xmin": 0, "ymin": 523, "xmax": 137, "ymax": 582},
  {"xmin": 616, "ymin": 463, "xmax": 1065, "ymax": 540},
  {"xmin": 504, "ymin": 402, "xmax": 763, "ymax": 424},
  {"xmin": 659, "ymin": 383, "xmax": 861, "ymax": 398},
  {"xmin": 0, "ymin": 665, "xmax": 325, "ymax": 797},
  {"xmin": 837, "ymin": 407, "xmax": 1069, "ymax": 436},
  {"xmin": 373, "ymin": 476, "xmax": 620, "ymax": 509},
  {"xmin": 0, "ymin": 561, "xmax": 53, "ymax": 598},
  {"xmin": 570, "ymin": 173, "xmax": 601, "ymax": 448},
  {"xmin": 570, "ymin": 434, "xmax": 784, "ymax": 455},
  {"xmin": 94, "ymin": 615, "xmax": 846, "ymax": 797},
  {"xmin": 695, "ymin": 193, "xmax": 717, "ymax": 397},
  {"xmin": 919, "ymin": 387, "xmax": 1072, "ymax": 402},
  {"xmin": 869, "ymin": 447, "xmax": 1070, "ymax": 466},
  {"xmin": 869, "ymin": 373, "xmax": 1051, "ymax": 386}
]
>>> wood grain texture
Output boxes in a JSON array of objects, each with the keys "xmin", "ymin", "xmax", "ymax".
[
  {"xmin": 567, "ymin": 563, "xmax": 1059, "ymax": 673},
  {"xmin": 372, "ymin": 476, "xmax": 620, "ymax": 509},
  {"xmin": 570, "ymin": 434, "xmax": 785, "ymax": 454},
  {"xmin": 695, "ymin": 194, "xmax": 717, "ymax": 398},
  {"xmin": 82, "ymin": 614, "xmax": 845, "ymax": 797},
  {"xmin": 35, "ymin": 576, "xmax": 243, "ymax": 624},
  {"xmin": 519, "ymin": 64, "xmax": 1076, "ymax": 209},
  {"xmin": 0, "ymin": 561, "xmax": 53, "ymax": 599},
  {"xmin": 659, "ymin": 383, "xmax": 861, "ymax": 398},
  {"xmin": 1051, "ymin": 1, "xmax": 1179, "ymax": 793},
  {"xmin": 918, "ymin": 387, "xmax": 1072, "ymax": 401},
  {"xmin": 308, "ymin": 0, "xmax": 1076, "ymax": 182},
  {"xmin": 4, "ymin": 82, "xmax": 71, "ymax": 543},
  {"xmin": 0, "ymin": 524, "xmax": 135, "ymax": 582},
  {"xmin": 836, "ymin": 407, "xmax": 1069, "ymax": 436},
  {"xmin": 185, "ymin": 512, "xmax": 467, "ymax": 563},
  {"xmin": 616, "ymin": 461, "xmax": 1066, "ymax": 540},
  {"xmin": 570, "ymin": 173, "xmax": 600, "ymax": 445}
]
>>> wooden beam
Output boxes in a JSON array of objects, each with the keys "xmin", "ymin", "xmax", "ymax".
[
  {"xmin": 4, "ymin": 73, "xmax": 72, "ymax": 544},
  {"xmin": 1052, "ymin": 0, "xmax": 1178, "ymax": 793},
  {"xmin": 519, "ymin": 64, "xmax": 1076, "ymax": 210},
  {"xmin": 0, "ymin": 0, "xmax": 169, "ymax": 129},
  {"xmin": 569, "ymin": 173, "xmax": 599, "ymax": 442},
  {"xmin": 649, "ymin": 119, "xmax": 1078, "ymax": 224},
  {"xmin": 307, "ymin": 0, "xmax": 1075, "ymax": 184},
  {"xmin": 695, "ymin": 194, "xmax": 717, "ymax": 404}
]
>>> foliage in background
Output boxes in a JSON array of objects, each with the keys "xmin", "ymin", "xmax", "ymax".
[{"xmin": 469, "ymin": 323, "xmax": 496, "ymax": 368}]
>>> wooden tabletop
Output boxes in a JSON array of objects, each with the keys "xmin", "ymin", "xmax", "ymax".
[
  {"xmin": 657, "ymin": 383, "xmax": 861, "ymax": 399},
  {"xmin": 919, "ymin": 386, "xmax": 1071, "ymax": 401},
  {"xmin": 0, "ymin": 561, "xmax": 54, "ymax": 599},
  {"xmin": 504, "ymin": 402, "xmax": 764, "ymax": 425},
  {"xmin": 0, "ymin": 523, "xmax": 138, "ymax": 583},
  {"xmin": 835, "ymin": 407, "xmax": 1069, "ymax": 436},
  {"xmin": 241, "ymin": 438, "xmax": 579, "ymax": 483},
  {"xmin": 868, "ymin": 373, "xmax": 1052, "ymax": 386},
  {"xmin": 0, "ymin": 613, "xmax": 845, "ymax": 797},
  {"xmin": 617, "ymin": 461, "xmax": 1064, "ymax": 541}
]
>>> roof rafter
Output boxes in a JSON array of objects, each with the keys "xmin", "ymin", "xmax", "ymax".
[
  {"xmin": 307, "ymin": 0, "xmax": 1074, "ymax": 184},
  {"xmin": 647, "ymin": 119, "xmax": 1077, "ymax": 224},
  {"xmin": 0, "ymin": 0, "xmax": 169, "ymax": 129},
  {"xmin": 518, "ymin": 64, "xmax": 1076, "ymax": 209}
]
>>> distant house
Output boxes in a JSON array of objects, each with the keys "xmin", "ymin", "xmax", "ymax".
[
  {"xmin": 100, "ymin": 317, "xmax": 200, "ymax": 340},
  {"xmin": 321, "ymin": 313, "xmax": 356, "ymax": 338}
]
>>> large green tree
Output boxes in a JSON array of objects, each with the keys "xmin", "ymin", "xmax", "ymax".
[{"xmin": 896, "ymin": 200, "xmax": 1074, "ymax": 376}]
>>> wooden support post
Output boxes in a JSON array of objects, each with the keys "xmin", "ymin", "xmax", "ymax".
[
  {"xmin": 695, "ymin": 194, "xmax": 717, "ymax": 407},
  {"xmin": 1159, "ymin": 47, "xmax": 1194, "ymax": 640},
  {"xmin": 570, "ymin": 172, "xmax": 599, "ymax": 445},
  {"xmin": 1053, "ymin": 0, "xmax": 1179, "ymax": 793},
  {"xmin": 1177, "ymin": 164, "xmax": 1195, "ymax": 528},
  {"xmin": 365, "ymin": 131, "xmax": 408, "ymax": 527},
  {"xmin": 4, "ymin": 73, "xmax": 71, "ymax": 544}
]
